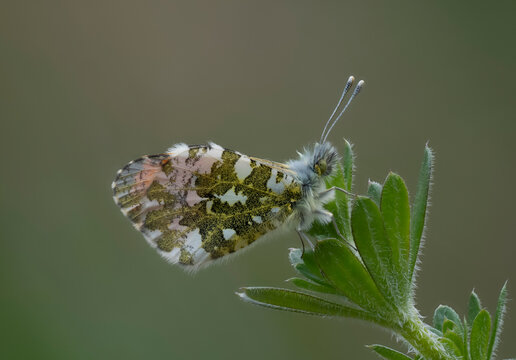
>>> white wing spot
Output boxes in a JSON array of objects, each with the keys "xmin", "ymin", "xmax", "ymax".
[
  {"xmin": 223, "ymin": 228, "xmax": 236, "ymax": 240},
  {"xmin": 252, "ymin": 216, "xmax": 263, "ymax": 224},
  {"xmin": 184, "ymin": 229, "xmax": 202, "ymax": 250},
  {"xmin": 206, "ymin": 200, "xmax": 214, "ymax": 213},
  {"xmin": 215, "ymin": 187, "xmax": 247, "ymax": 206},
  {"xmin": 283, "ymin": 175, "xmax": 293, "ymax": 185},
  {"xmin": 234, "ymin": 156, "xmax": 253, "ymax": 180},
  {"xmin": 266, "ymin": 169, "xmax": 285, "ymax": 194},
  {"xmin": 205, "ymin": 147, "xmax": 223, "ymax": 160}
]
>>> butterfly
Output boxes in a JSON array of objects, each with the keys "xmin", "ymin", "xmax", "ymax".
[{"xmin": 112, "ymin": 76, "xmax": 364, "ymax": 271}]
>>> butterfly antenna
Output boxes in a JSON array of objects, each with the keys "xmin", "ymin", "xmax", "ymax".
[
  {"xmin": 320, "ymin": 76, "xmax": 355, "ymax": 143},
  {"xmin": 322, "ymin": 79, "xmax": 364, "ymax": 144}
]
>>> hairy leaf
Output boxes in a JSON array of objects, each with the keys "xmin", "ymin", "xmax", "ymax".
[
  {"xmin": 237, "ymin": 287, "xmax": 373, "ymax": 321},
  {"xmin": 468, "ymin": 290, "xmax": 482, "ymax": 328},
  {"xmin": 434, "ymin": 305, "xmax": 462, "ymax": 334},
  {"xmin": 287, "ymin": 277, "xmax": 338, "ymax": 295},
  {"xmin": 368, "ymin": 344, "xmax": 413, "ymax": 360},
  {"xmin": 442, "ymin": 319, "xmax": 456, "ymax": 334},
  {"xmin": 367, "ymin": 180, "xmax": 383, "ymax": 207},
  {"xmin": 289, "ymin": 248, "xmax": 327, "ymax": 285},
  {"xmin": 336, "ymin": 139, "xmax": 354, "ymax": 242},
  {"xmin": 470, "ymin": 309, "xmax": 491, "ymax": 360},
  {"xmin": 352, "ymin": 197, "xmax": 399, "ymax": 306},
  {"xmin": 440, "ymin": 337, "xmax": 462, "ymax": 358},
  {"xmin": 463, "ymin": 318, "xmax": 470, "ymax": 360},
  {"xmin": 444, "ymin": 329, "xmax": 465, "ymax": 356},
  {"xmin": 487, "ymin": 282, "xmax": 508, "ymax": 360},
  {"xmin": 315, "ymin": 239, "xmax": 391, "ymax": 315},
  {"xmin": 341, "ymin": 139, "xmax": 354, "ymax": 192},
  {"xmin": 409, "ymin": 145, "xmax": 433, "ymax": 282},
  {"xmin": 380, "ymin": 173, "xmax": 411, "ymax": 305}
]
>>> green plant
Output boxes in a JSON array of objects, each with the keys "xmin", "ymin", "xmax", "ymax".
[{"xmin": 236, "ymin": 140, "xmax": 512, "ymax": 360}]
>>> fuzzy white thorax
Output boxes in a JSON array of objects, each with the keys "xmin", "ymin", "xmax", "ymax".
[{"xmin": 287, "ymin": 142, "xmax": 339, "ymax": 230}]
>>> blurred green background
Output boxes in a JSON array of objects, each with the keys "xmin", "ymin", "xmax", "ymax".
[{"xmin": 1, "ymin": 1, "xmax": 515, "ymax": 359}]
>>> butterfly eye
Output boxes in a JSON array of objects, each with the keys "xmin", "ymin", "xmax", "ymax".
[{"xmin": 315, "ymin": 159, "xmax": 327, "ymax": 176}]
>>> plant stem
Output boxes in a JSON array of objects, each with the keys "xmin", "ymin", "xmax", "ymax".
[{"xmin": 398, "ymin": 315, "xmax": 453, "ymax": 360}]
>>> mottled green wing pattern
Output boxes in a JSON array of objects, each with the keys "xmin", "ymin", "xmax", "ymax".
[{"xmin": 112, "ymin": 143, "xmax": 303, "ymax": 270}]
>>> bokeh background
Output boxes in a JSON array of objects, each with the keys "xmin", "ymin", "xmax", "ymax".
[{"xmin": 1, "ymin": 1, "xmax": 515, "ymax": 359}]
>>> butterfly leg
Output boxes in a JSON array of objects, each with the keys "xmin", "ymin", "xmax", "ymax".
[
  {"xmin": 296, "ymin": 230, "xmax": 306, "ymax": 255},
  {"xmin": 322, "ymin": 186, "xmax": 357, "ymax": 198},
  {"xmin": 316, "ymin": 209, "xmax": 357, "ymax": 252},
  {"xmin": 315, "ymin": 209, "xmax": 346, "ymax": 241},
  {"xmin": 297, "ymin": 230, "xmax": 314, "ymax": 256}
]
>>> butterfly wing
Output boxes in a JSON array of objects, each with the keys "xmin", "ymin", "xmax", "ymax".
[{"xmin": 112, "ymin": 143, "xmax": 303, "ymax": 270}]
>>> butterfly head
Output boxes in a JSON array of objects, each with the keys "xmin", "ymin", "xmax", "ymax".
[
  {"xmin": 312, "ymin": 142, "xmax": 339, "ymax": 178},
  {"xmin": 287, "ymin": 142, "xmax": 339, "ymax": 191}
]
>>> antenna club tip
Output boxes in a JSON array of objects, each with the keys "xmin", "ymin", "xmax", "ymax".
[
  {"xmin": 348, "ymin": 75, "xmax": 355, "ymax": 82},
  {"xmin": 354, "ymin": 80, "xmax": 365, "ymax": 94}
]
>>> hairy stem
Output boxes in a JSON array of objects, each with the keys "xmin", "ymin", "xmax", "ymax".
[{"xmin": 398, "ymin": 316, "xmax": 453, "ymax": 360}]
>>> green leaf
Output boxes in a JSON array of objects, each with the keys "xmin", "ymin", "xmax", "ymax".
[
  {"xmin": 442, "ymin": 318, "xmax": 456, "ymax": 334},
  {"xmin": 314, "ymin": 239, "xmax": 391, "ymax": 315},
  {"xmin": 287, "ymin": 277, "xmax": 338, "ymax": 295},
  {"xmin": 487, "ymin": 282, "xmax": 508, "ymax": 360},
  {"xmin": 444, "ymin": 329, "xmax": 465, "ymax": 356},
  {"xmin": 326, "ymin": 165, "xmax": 348, "ymax": 229},
  {"xmin": 440, "ymin": 337, "xmax": 463, "ymax": 358},
  {"xmin": 367, "ymin": 180, "xmax": 383, "ymax": 207},
  {"xmin": 237, "ymin": 287, "xmax": 373, "ymax": 320},
  {"xmin": 341, "ymin": 139, "xmax": 354, "ymax": 192},
  {"xmin": 468, "ymin": 290, "xmax": 482, "ymax": 328},
  {"xmin": 409, "ymin": 144, "xmax": 433, "ymax": 282},
  {"xmin": 429, "ymin": 327, "xmax": 443, "ymax": 337},
  {"xmin": 352, "ymin": 197, "xmax": 399, "ymax": 306},
  {"xmin": 463, "ymin": 318, "xmax": 470, "ymax": 360},
  {"xmin": 470, "ymin": 309, "xmax": 491, "ymax": 360},
  {"xmin": 434, "ymin": 305, "xmax": 463, "ymax": 334},
  {"xmin": 289, "ymin": 248, "xmax": 327, "ymax": 285},
  {"xmin": 380, "ymin": 173, "xmax": 411, "ymax": 304},
  {"xmin": 335, "ymin": 139, "xmax": 354, "ymax": 243},
  {"xmin": 307, "ymin": 211, "xmax": 341, "ymax": 241},
  {"xmin": 367, "ymin": 344, "xmax": 413, "ymax": 360}
]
